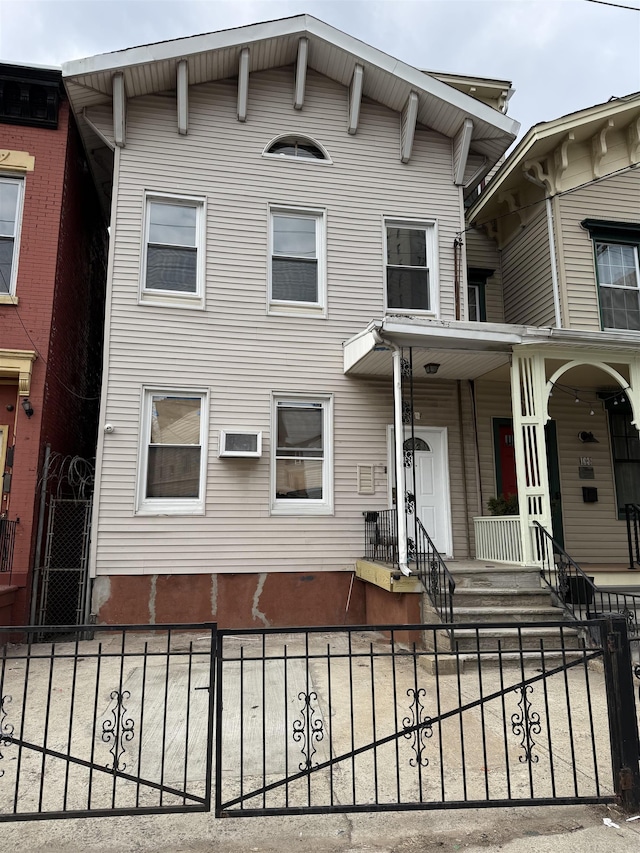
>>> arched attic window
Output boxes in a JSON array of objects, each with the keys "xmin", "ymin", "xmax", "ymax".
[{"xmin": 263, "ymin": 135, "xmax": 331, "ymax": 163}]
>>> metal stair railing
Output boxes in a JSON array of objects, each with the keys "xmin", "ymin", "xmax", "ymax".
[
  {"xmin": 413, "ymin": 517, "xmax": 456, "ymax": 623},
  {"xmin": 625, "ymin": 503, "xmax": 640, "ymax": 570},
  {"xmin": 533, "ymin": 520, "xmax": 640, "ymax": 636}
]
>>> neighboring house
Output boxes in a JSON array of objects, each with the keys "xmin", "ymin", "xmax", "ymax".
[
  {"xmin": 62, "ymin": 15, "xmax": 522, "ymax": 627},
  {"xmin": 0, "ymin": 63, "xmax": 106, "ymax": 625},
  {"xmin": 465, "ymin": 92, "xmax": 640, "ymax": 589}
]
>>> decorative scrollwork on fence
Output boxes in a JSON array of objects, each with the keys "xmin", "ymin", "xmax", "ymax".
[
  {"xmin": 292, "ymin": 691, "xmax": 324, "ymax": 771},
  {"xmin": 556, "ymin": 560, "xmax": 569, "ymax": 603},
  {"xmin": 429, "ymin": 560, "xmax": 440, "ymax": 598},
  {"xmin": 407, "ymin": 538, "xmax": 416, "ymax": 562},
  {"xmin": 511, "ymin": 684, "xmax": 541, "ymax": 764},
  {"xmin": 402, "ymin": 687, "xmax": 433, "ymax": 767},
  {"xmin": 101, "ymin": 690, "xmax": 135, "ymax": 772},
  {"xmin": 0, "ymin": 695, "xmax": 13, "ymax": 779},
  {"xmin": 403, "ymin": 449, "xmax": 413, "ymax": 468},
  {"xmin": 400, "ymin": 358, "xmax": 412, "ymax": 378},
  {"xmin": 402, "ymin": 401, "xmax": 413, "ymax": 426}
]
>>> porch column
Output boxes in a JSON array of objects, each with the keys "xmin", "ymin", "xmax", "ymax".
[{"xmin": 510, "ymin": 350, "xmax": 553, "ymax": 565}]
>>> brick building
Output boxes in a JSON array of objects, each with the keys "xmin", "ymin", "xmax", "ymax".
[{"xmin": 0, "ymin": 62, "xmax": 106, "ymax": 625}]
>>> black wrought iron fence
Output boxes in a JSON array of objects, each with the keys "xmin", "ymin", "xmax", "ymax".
[
  {"xmin": 0, "ymin": 623, "xmax": 216, "ymax": 821},
  {"xmin": 0, "ymin": 518, "xmax": 18, "ymax": 580},
  {"xmin": 363, "ymin": 510, "xmax": 398, "ymax": 565},
  {"xmin": 215, "ymin": 617, "xmax": 640, "ymax": 817},
  {"xmin": 414, "ymin": 518, "xmax": 455, "ymax": 623},
  {"xmin": 534, "ymin": 521, "xmax": 640, "ymax": 635},
  {"xmin": 626, "ymin": 504, "xmax": 640, "ymax": 570}
]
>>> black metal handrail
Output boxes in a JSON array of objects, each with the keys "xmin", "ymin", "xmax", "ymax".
[
  {"xmin": 625, "ymin": 503, "xmax": 640, "ymax": 570},
  {"xmin": 363, "ymin": 509, "xmax": 399, "ymax": 565},
  {"xmin": 533, "ymin": 520, "xmax": 640, "ymax": 636},
  {"xmin": 414, "ymin": 517, "xmax": 456, "ymax": 624},
  {"xmin": 0, "ymin": 516, "xmax": 18, "ymax": 580}
]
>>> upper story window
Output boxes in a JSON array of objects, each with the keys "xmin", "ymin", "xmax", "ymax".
[
  {"xmin": 137, "ymin": 389, "xmax": 208, "ymax": 515},
  {"xmin": 385, "ymin": 220, "xmax": 437, "ymax": 313},
  {"xmin": 263, "ymin": 135, "xmax": 330, "ymax": 162},
  {"xmin": 582, "ymin": 219, "xmax": 640, "ymax": 332},
  {"xmin": 0, "ymin": 176, "xmax": 24, "ymax": 297},
  {"xmin": 141, "ymin": 193, "xmax": 205, "ymax": 307},
  {"xmin": 268, "ymin": 206, "xmax": 326, "ymax": 316},
  {"xmin": 467, "ymin": 267, "xmax": 493, "ymax": 322}
]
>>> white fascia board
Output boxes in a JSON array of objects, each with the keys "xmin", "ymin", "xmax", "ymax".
[
  {"xmin": 380, "ymin": 318, "xmax": 524, "ymax": 350},
  {"xmin": 343, "ymin": 328, "xmax": 384, "ymax": 373},
  {"xmin": 61, "ymin": 13, "xmax": 519, "ymax": 140}
]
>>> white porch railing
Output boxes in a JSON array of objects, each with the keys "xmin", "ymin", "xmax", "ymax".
[{"xmin": 473, "ymin": 516, "xmax": 523, "ymax": 564}]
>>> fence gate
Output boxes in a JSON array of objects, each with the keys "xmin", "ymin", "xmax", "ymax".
[
  {"xmin": 215, "ymin": 618, "xmax": 640, "ymax": 817},
  {"xmin": 0, "ymin": 624, "xmax": 215, "ymax": 820}
]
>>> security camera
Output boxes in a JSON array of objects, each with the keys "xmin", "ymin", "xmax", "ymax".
[{"xmin": 104, "ymin": 423, "xmax": 114, "ymax": 434}]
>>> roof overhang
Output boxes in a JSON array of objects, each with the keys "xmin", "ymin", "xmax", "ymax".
[
  {"xmin": 62, "ymin": 14, "xmax": 519, "ymax": 164},
  {"xmin": 468, "ymin": 92, "xmax": 640, "ymax": 223}
]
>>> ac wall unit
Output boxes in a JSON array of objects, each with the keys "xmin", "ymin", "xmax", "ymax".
[{"xmin": 219, "ymin": 430, "xmax": 262, "ymax": 458}]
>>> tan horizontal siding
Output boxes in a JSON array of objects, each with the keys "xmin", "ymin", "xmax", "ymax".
[
  {"xmin": 465, "ymin": 228, "xmax": 504, "ymax": 323},
  {"xmin": 501, "ymin": 206, "xmax": 555, "ymax": 327},
  {"xmin": 95, "ymin": 67, "xmax": 467, "ymax": 576},
  {"xmin": 557, "ymin": 169, "xmax": 640, "ymax": 332}
]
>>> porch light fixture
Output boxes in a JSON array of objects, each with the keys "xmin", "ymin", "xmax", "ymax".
[
  {"xmin": 424, "ymin": 363, "xmax": 440, "ymax": 375},
  {"xmin": 578, "ymin": 431, "xmax": 598, "ymax": 443},
  {"xmin": 21, "ymin": 398, "xmax": 34, "ymax": 418}
]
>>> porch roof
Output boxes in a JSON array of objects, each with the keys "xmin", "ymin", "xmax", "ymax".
[{"xmin": 343, "ymin": 318, "xmax": 640, "ymax": 378}]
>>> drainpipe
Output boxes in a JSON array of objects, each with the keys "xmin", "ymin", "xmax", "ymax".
[
  {"xmin": 522, "ymin": 172, "xmax": 562, "ymax": 329},
  {"xmin": 371, "ymin": 324, "xmax": 410, "ymax": 576}
]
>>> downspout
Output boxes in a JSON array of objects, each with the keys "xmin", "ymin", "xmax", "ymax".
[
  {"xmin": 391, "ymin": 345, "xmax": 410, "ymax": 576},
  {"xmin": 522, "ymin": 172, "xmax": 562, "ymax": 329},
  {"xmin": 372, "ymin": 324, "xmax": 410, "ymax": 577}
]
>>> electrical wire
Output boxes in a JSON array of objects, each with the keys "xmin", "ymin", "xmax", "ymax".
[
  {"xmin": 7, "ymin": 301, "xmax": 101, "ymax": 402},
  {"xmin": 584, "ymin": 0, "xmax": 640, "ymax": 11}
]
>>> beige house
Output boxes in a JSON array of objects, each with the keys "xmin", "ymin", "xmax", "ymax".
[{"xmin": 61, "ymin": 15, "xmax": 639, "ymax": 627}]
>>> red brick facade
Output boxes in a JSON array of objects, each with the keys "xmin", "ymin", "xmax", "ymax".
[{"xmin": 0, "ymin": 77, "xmax": 106, "ymax": 624}]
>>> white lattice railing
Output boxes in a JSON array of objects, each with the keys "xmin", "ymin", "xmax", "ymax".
[{"xmin": 473, "ymin": 516, "xmax": 523, "ymax": 564}]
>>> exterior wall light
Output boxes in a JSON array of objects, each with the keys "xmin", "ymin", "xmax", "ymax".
[
  {"xmin": 424, "ymin": 363, "xmax": 440, "ymax": 375},
  {"xmin": 21, "ymin": 398, "xmax": 34, "ymax": 418}
]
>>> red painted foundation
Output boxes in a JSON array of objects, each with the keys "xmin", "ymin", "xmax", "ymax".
[{"xmin": 92, "ymin": 571, "xmax": 421, "ymax": 631}]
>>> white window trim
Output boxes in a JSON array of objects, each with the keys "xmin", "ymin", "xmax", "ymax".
[
  {"xmin": 262, "ymin": 134, "xmax": 332, "ymax": 165},
  {"xmin": 267, "ymin": 205, "xmax": 327, "ymax": 317},
  {"xmin": 270, "ymin": 392, "xmax": 334, "ymax": 516},
  {"xmin": 0, "ymin": 175, "xmax": 25, "ymax": 298},
  {"xmin": 596, "ymin": 241, "xmax": 640, "ymax": 332},
  {"xmin": 136, "ymin": 387, "xmax": 209, "ymax": 516},
  {"xmin": 139, "ymin": 191, "xmax": 206, "ymax": 309},
  {"xmin": 383, "ymin": 217, "xmax": 439, "ymax": 318}
]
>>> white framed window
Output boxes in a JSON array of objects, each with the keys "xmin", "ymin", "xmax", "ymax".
[
  {"xmin": 384, "ymin": 219, "xmax": 437, "ymax": 314},
  {"xmin": 0, "ymin": 176, "xmax": 24, "ymax": 297},
  {"xmin": 137, "ymin": 389, "xmax": 208, "ymax": 515},
  {"xmin": 595, "ymin": 241, "xmax": 640, "ymax": 332},
  {"xmin": 140, "ymin": 193, "xmax": 205, "ymax": 307},
  {"xmin": 268, "ymin": 206, "xmax": 326, "ymax": 315},
  {"xmin": 271, "ymin": 394, "xmax": 333, "ymax": 515}
]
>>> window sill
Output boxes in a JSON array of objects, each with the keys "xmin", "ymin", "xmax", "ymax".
[
  {"xmin": 0, "ymin": 294, "xmax": 18, "ymax": 305},
  {"xmin": 136, "ymin": 502, "xmax": 205, "ymax": 517},
  {"xmin": 268, "ymin": 302, "xmax": 326, "ymax": 318},
  {"xmin": 139, "ymin": 291, "xmax": 204, "ymax": 310}
]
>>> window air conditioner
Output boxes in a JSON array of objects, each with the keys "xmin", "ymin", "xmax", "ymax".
[{"xmin": 219, "ymin": 430, "xmax": 262, "ymax": 458}]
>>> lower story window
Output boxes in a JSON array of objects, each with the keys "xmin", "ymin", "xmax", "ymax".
[
  {"xmin": 272, "ymin": 396, "xmax": 333, "ymax": 514},
  {"xmin": 138, "ymin": 389, "xmax": 207, "ymax": 514},
  {"xmin": 606, "ymin": 396, "xmax": 640, "ymax": 518}
]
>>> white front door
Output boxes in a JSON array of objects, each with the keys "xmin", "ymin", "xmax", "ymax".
[{"xmin": 388, "ymin": 426, "xmax": 452, "ymax": 557}]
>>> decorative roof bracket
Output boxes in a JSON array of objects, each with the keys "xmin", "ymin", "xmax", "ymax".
[
  {"xmin": 348, "ymin": 64, "xmax": 363, "ymax": 135},
  {"xmin": 294, "ymin": 38, "xmax": 308, "ymax": 110}
]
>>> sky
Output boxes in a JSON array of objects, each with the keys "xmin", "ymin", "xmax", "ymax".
[{"xmin": 1, "ymin": 0, "xmax": 639, "ymax": 140}]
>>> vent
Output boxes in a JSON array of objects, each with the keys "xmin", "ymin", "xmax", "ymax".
[
  {"xmin": 357, "ymin": 464, "xmax": 375, "ymax": 495},
  {"xmin": 219, "ymin": 430, "xmax": 262, "ymax": 458}
]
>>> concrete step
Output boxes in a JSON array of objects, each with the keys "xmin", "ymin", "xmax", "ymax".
[
  {"xmin": 448, "ymin": 565, "xmax": 543, "ymax": 591},
  {"xmin": 452, "ymin": 606, "xmax": 563, "ymax": 624},
  {"xmin": 453, "ymin": 587, "xmax": 552, "ymax": 608},
  {"xmin": 426, "ymin": 626, "xmax": 582, "ymax": 653},
  {"xmin": 420, "ymin": 649, "xmax": 589, "ymax": 673}
]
